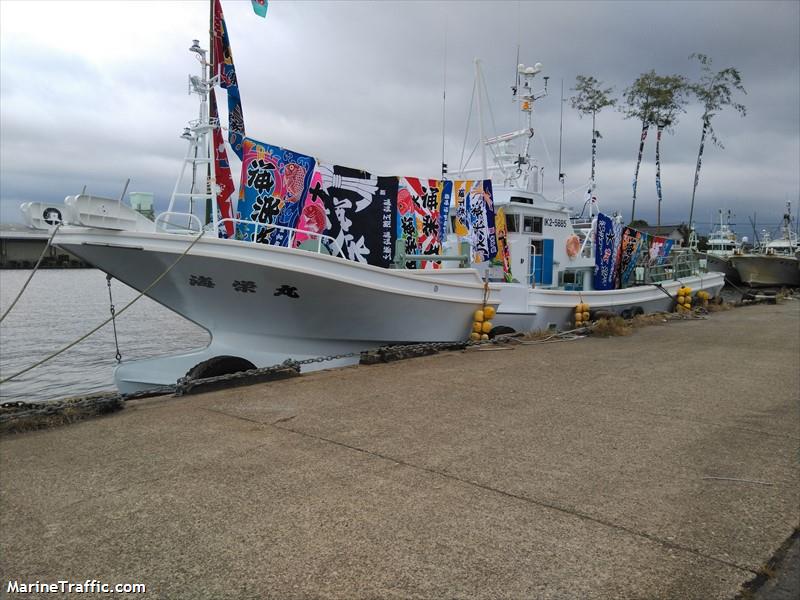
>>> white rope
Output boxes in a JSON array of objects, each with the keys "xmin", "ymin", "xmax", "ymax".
[
  {"xmin": 0, "ymin": 230, "xmax": 205, "ymax": 385},
  {"xmin": 0, "ymin": 224, "xmax": 62, "ymax": 324}
]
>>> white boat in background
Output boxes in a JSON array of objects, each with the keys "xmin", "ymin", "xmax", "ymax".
[
  {"xmin": 729, "ymin": 203, "xmax": 800, "ymax": 287},
  {"xmin": 18, "ymin": 4, "xmax": 725, "ymax": 394},
  {"xmin": 701, "ymin": 209, "xmax": 742, "ymax": 284}
]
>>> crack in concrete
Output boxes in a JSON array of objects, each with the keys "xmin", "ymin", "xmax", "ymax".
[{"xmin": 269, "ymin": 420, "xmax": 759, "ymax": 577}]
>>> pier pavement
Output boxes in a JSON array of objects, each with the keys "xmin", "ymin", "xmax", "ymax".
[{"xmin": 1, "ymin": 302, "xmax": 798, "ymax": 599}]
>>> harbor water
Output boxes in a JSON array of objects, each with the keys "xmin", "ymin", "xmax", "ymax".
[{"xmin": 0, "ymin": 269, "xmax": 209, "ymax": 403}]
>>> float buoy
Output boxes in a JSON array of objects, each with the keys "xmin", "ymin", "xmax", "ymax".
[{"xmin": 566, "ymin": 235, "xmax": 581, "ymax": 259}]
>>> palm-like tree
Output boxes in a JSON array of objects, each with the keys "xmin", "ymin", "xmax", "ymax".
[
  {"xmin": 623, "ymin": 71, "xmax": 690, "ymax": 225},
  {"xmin": 570, "ymin": 75, "xmax": 616, "ymax": 194},
  {"xmin": 687, "ymin": 53, "xmax": 746, "ymax": 227}
]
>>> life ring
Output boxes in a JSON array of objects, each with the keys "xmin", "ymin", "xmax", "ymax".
[{"xmin": 566, "ymin": 235, "xmax": 580, "ymax": 259}]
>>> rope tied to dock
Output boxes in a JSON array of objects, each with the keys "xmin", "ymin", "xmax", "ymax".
[{"xmin": 0, "ymin": 230, "xmax": 206, "ymax": 385}]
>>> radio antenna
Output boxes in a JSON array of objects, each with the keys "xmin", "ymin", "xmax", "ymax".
[{"xmin": 558, "ymin": 78, "xmax": 566, "ymax": 203}]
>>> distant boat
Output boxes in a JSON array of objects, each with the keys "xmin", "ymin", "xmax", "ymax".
[
  {"xmin": 729, "ymin": 202, "xmax": 799, "ymax": 287},
  {"xmin": 701, "ymin": 209, "xmax": 742, "ymax": 285}
]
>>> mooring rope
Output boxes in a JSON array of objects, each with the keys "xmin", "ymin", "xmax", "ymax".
[
  {"xmin": 0, "ymin": 224, "xmax": 62, "ymax": 324},
  {"xmin": 0, "ymin": 230, "xmax": 205, "ymax": 385}
]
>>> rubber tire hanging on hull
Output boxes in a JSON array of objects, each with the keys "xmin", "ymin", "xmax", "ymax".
[
  {"xmin": 489, "ymin": 325, "xmax": 516, "ymax": 338},
  {"xmin": 184, "ymin": 356, "xmax": 257, "ymax": 380}
]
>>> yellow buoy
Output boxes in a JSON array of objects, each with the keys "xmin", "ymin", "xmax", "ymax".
[
  {"xmin": 582, "ymin": 311, "xmax": 590, "ymax": 321},
  {"xmin": 484, "ymin": 306, "xmax": 496, "ymax": 319},
  {"xmin": 470, "ymin": 332, "xmax": 481, "ymax": 341},
  {"xmin": 472, "ymin": 321, "xmax": 482, "ymax": 333},
  {"xmin": 480, "ymin": 333, "xmax": 489, "ymax": 340},
  {"xmin": 481, "ymin": 321, "xmax": 493, "ymax": 333},
  {"xmin": 474, "ymin": 309, "xmax": 484, "ymax": 323}
]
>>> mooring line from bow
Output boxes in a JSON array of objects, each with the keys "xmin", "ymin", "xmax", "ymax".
[{"xmin": 0, "ymin": 230, "xmax": 205, "ymax": 385}]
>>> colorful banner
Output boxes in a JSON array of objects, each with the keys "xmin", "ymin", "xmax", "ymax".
[
  {"xmin": 493, "ymin": 206, "xmax": 513, "ymax": 282},
  {"xmin": 210, "ymin": 89, "xmax": 236, "ymax": 238},
  {"xmin": 632, "ymin": 121, "xmax": 649, "ymax": 200},
  {"xmin": 648, "ymin": 236, "xmax": 674, "ymax": 265},
  {"xmin": 655, "ymin": 124, "xmax": 664, "ymax": 218},
  {"xmin": 396, "ymin": 178, "xmax": 446, "ymax": 269},
  {"xmin": 593, "ymin": 212, "xmax": 618, "ymax": 290},
  {"xmin": 618, "ymin": 227, "xmax": 645, "ymax": 286},
  {"xmin": 451, "ymin": 179, "xmax": 497, "ymax": 264},
  {"xmin": 305, "ymin": 164, "xmax": 398, "ymax": 268},
  {"xmin": 251, "ymin": 0, "xmax": 268, "ymax": 17},
  {"xmin": 212, "ymin": 0, "xmax": 246, "ymax": 159},
  {"xmin": 237, "ymin": 138, "xmax": 316, "ymax": 245},
  {"xmin": 451, "ymin": 180, "xmax": 473, "ymax": 237}
]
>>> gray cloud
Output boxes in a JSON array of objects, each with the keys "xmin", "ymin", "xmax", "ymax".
[{"xmin": 1, "ymin": 0, "xmax": 798, "ymax": 236}]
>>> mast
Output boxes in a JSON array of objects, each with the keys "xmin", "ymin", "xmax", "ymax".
[
  {"xmin": 475, "ymin": 59, "xmax": 488, "ymax": 180},
  {"xmin": 206, "ymin": 0, "xmax": 214, "ymax": 225}
]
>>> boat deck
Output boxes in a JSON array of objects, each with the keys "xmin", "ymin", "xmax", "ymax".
[{"xmin": 1, "ymin": 302, "xmax": 798, "ymax": 599}]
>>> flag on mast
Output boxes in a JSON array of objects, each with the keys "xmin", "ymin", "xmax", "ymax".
[
  {"xmin": 251, "ymin": 0, "xmax": 268, "ymax": 18},
  {"xmin": 210, "ymin": 89, "xmax": 236, "ymax": 238},
  {"xmin": 212, "ymin": 0, "xmax": 246, "ymax": 159}
]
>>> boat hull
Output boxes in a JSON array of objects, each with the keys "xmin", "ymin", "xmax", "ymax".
[
  {"xmin": 703, "ymin": 253, "xmax": 741, "ymax": 285},
  {"xmin": 495, "ymin": 273, "xmax": 726, "ymax": 332},
  {"xmin": 54, "ymin": 228, "xmax": 496, "ymax": 392},
  {"xmin": 729, "ymin": 254, "xmax": 800, "ymax": 288}
]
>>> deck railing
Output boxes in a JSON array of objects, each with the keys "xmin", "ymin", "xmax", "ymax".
[{"xmin": 153, "ymin": 212, "xmax": 346, "ymax": 259}]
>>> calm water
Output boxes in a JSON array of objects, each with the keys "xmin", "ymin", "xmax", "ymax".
[{"xmin": 0, "ymin": 269, "xmax": 209, "ymax": 403}]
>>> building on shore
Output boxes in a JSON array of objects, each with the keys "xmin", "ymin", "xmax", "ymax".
[{"xmin": 0, "ymin": 224, "xmax": 90, "ymax": 269}]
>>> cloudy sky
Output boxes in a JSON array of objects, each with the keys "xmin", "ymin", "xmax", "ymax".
[{"xmin": 1, "ymin": 0, "xmax": 798, "ymax": 235}]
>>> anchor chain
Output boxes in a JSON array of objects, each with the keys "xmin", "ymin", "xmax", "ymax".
[{"xmin": 106, "ymin": 274, "xmax": 122, "ymax": 363}]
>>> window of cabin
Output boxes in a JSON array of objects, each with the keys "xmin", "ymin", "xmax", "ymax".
[
  {"xmin": 523, "ymin": 216, "xmax": 542, "ymax": 233},
  {"xmin": 506, "ymin": 214, "xmax": 519, "ymax": 232}
]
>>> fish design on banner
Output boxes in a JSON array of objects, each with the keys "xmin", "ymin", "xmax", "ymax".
[
  {"xmin": 305, "ymin": 164, "xmax": 398, "ymax": 268},
  {"xmin": 493, "ymin": 206, "xmax": 513, "ymax": 281},
  {"xmin": 451, "ymin": 179, "xmax": 497, "ymax": 263},
  {"xmin": 593, "ymin": 212, "xmax": 618, "ymax": 290},
  {"xmin": 618, "ymin": 226, "xmax": 645, "ymax": 286},
  {"xmin": 648, "ymin": 236, "xmax": 674, "ymax": 265},
  {"xmin": 397, "ymin": 178, "xmax": 446, "ymax": 269},
  {"xmin": 237, "ymin": 138, "xmax": 316, "ymax": 245}
]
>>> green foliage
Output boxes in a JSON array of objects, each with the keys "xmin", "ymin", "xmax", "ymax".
[
  {"xmin": 571, "ymin": 75, "xmax": 616, "ymax": 137},
  {"xmin": 629, "ymin": 219, "xmax": 650, "ymax": 228},
  {"xmin": 689, "ymin": 53, "xmax": 747, "ymax": 148},
  {"xmin": 621, "ymin": 70, "xmax": 690, "ymax": 131}
]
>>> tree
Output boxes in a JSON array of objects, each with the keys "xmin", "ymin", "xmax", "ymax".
[
  {"xmin": 622, "ymin": 71, "xmax": 690, "ymax": 225},
  {"xmin": 570, "ymin": 75, "xmax": 616, "ymax": 192},
  {"xmin": 628, "ymin": 219, "xmax": 650, "ymax": 229},
  {"xmin": 687, "ymin": 53, "xmax": 746, "ymax": 227}
]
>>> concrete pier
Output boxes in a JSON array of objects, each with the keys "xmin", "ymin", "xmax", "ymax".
[{"xmin": 1, "ymin": 302, "xmax": 798, "ymax": 599}]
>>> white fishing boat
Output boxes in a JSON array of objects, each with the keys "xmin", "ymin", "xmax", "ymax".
[
  {"xmin": 729, "ymin": 203, "xmax": 800, "ymax": 287},
  {"xmin": 18, "ymin": 3, "xmax": 725, "ymax": 394},
  {"xmin": 700, "ymin": 209, "xmax": 742, "ymax": 284}
]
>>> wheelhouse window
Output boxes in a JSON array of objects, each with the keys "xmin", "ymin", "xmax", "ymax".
[
  {"xmin": 523, "ymin": 216, "xmax": 542, "ymax": 234},
  {"xmin": 506, "ymin": 214, "xmax": 519, "ymax": 232}
]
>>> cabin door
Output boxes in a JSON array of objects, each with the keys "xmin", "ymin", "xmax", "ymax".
[{"xmin": 529, "ymin": 239, "xmax": 554, "ymax": 286}]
